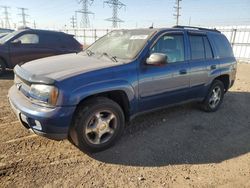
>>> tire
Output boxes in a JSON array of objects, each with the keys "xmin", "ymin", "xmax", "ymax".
[
  {"xmin": 69, "ymin": 97, "xmax": 125, "ymax": 153},
  {"xmin": 201, "ymin": 80, "xmax": 225, "ymax": 112},
  {"xmin": 0, "ymin": 59, "xmax": 6, "ymax": 76}
]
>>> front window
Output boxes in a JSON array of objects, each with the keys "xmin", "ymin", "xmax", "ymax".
[
  {"xmin": 150, "ymin": 34, "xmax": 185, "ymax": 63},
  {"xmin": 15, "ymin": 34, "xmax": 39, "ymax": 44},
  {"xmin": 86, "ymin": 30, "xmax": 156, "ymax": 60}
]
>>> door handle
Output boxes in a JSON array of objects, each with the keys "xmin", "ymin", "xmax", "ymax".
[
  {"xmin": 179, "ymin": 69, "xmax": 187, "ymax": 75},
  {"xmin": 210, "ymin": 65, "xmax": 217, "ymax": 70}
]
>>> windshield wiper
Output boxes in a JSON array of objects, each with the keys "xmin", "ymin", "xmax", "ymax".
[
  {"xmin": 86, "ymin": 49, "xmax": 94, "ymax": 56},
  {"xmin": 100, "ymin": 52, "xmax": 118, "ymax": 62}
]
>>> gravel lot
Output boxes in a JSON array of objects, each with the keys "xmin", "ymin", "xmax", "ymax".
[{"xmin": 0, "ymin": 63, "xmax": 250, "ymax": 187}]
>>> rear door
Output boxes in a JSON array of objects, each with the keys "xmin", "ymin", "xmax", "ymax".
[
  {"xmin": 138, "ymin": 32, "xmax": 190, "ymax": 111},
  {"xmin": 187, "ymin": 33, "xmax": 216, "ymax": 99}
]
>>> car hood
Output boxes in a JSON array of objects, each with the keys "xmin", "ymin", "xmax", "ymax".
[{"xmin": 21, "ymin": 53, "xmax": 122, "ymax": 81}]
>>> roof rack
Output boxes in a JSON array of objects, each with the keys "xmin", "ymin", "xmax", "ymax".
[{"xmin": 173, "ymin": 25, "xmax": 221, "ymax": 33}]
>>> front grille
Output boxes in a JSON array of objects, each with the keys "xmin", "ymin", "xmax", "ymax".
[{"xmin": 14, "ymin": 74, "xmax": 31, "ymax": 98}]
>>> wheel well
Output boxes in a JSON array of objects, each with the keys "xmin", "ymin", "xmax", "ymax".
[
  {"xmin": 77, "ymin": 90, "xmax": 130, "ymax": 122},
  {"xmin": 215, "ymin": 75, "xmax": 230, "ymax": 91}
]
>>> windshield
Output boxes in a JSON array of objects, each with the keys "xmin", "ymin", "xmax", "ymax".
[
  {"xmin": 0, "ymin": 31, "xmax": 19, "ymax": 44},
  {"xmin": 86, "ymin": 29, "xmax": 156, "ymax": 60}
]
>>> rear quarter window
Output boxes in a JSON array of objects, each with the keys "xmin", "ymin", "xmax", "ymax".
[
  {"xmin": 40, "ymin": 33, "xmax": 61, "ymax": 47},
  {"xmin": 210, "ymin": 34, "xmax": 234, "ymax": 58},
  {"xmin": 61, "ymin": 35, "xmax": 80, "ymax": 48}
]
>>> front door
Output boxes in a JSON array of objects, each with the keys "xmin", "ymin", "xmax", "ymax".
[
  {"xmin": 138, "ymin": 32, "xmax": 190, "ymax": 112},
  {"xmin": 9, "ymin": 33, "xmax": 41, "ymax": 67}
]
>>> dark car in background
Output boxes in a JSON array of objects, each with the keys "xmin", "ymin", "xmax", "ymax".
[{"xmin": 0, "ymin": 29, "xmax": 82, "ymax": 75}]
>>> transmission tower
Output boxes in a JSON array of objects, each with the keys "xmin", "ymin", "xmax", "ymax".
[
  {"xmin": 173, "ymin": 0, "xmax": 181, "ymax": 25},
  {"xmin": 18, "ymin": 7, "xmax": 29, "ymax": 27},
  {"xmin": 70, "ymin": 16, "xmax": 77, "ymax": 28},
  {"xmin": 77, "ymin": 0, "xmax": 94, "ymax": 28},
  {"xmin": 75, "ymin": 11, "xmax": 78, "ymax": 28},
  {"xmin": 104, "ymin": 0, "xmax": 125, "ymax": 28},
  {"xmin": 1, "ymin": 6, "xmax": 11, "ymax": 29}
]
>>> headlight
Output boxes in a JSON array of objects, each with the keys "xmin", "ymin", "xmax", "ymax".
[{"xmin": 29, "ymin": 84, "xmax": 59, "ymax": 107}]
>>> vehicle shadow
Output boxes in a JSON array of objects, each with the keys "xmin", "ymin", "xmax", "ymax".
[
  {"xmin": 0, "ymin": 70, "xmax": 14, "ymax": 80},
  {"xmin": 90, "ymin": 91, "xmax": 250, "ymax": 167}
]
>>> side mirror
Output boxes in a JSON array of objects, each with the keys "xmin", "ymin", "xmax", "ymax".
[
  {"xmin": 146, "ymin": 53, "xmax": 167, "ymax": 66},
  {"xmin": 11, "ymin": 40, "xmax": 21, "ymax": 46}
]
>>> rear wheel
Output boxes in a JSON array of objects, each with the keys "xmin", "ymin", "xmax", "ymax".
[
  {"xmin": 69, "ymin": 97, "xmax": 125, "ymax": 153},
  {"xmin": 0, "ymin": 59, "xmax": 6, "ymax": 76},
  {"xmin": 201, "ymin": 80, "xmax": 225, "ymax": 112}
]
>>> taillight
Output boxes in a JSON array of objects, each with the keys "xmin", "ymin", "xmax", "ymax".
[{"xmin": 80, "ymin": 44, "xmax": 84, "ymax": 50}]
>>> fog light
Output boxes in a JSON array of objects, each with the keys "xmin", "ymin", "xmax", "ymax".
[
  {"xmin": 34, "ymin": 120, "xmax": 42, "ymax": 130},
  {"xmin": 20, "ymin": 114, "xmax": 28, "ymax": 124}
]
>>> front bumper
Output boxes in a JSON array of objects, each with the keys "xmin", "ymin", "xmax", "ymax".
[{"xmin": 8, "ymin": 86, "xmax": 76, "ymax": 140}]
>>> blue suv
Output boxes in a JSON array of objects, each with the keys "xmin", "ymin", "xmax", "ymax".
[{"xmin": 8, "ymin": 26, "xmax": 237, "ymax": 152}]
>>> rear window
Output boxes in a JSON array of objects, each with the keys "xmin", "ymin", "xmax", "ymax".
[{"xmin": 211, "ymin": 34, "xmax": 233, "ymax": 58}]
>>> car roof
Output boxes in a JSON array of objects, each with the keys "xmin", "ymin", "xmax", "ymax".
[
  {"xmin": 121, "ymin": 25, "xmax": 221, "ymax": 35},
  {"xmin": 18, "ymin": 28, "xmax": 72, "ymax": 36}
]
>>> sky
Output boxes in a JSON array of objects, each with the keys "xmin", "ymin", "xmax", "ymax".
[{"xmin": 1, "ymin": 0, "xmax": 250, "ymax": 30}]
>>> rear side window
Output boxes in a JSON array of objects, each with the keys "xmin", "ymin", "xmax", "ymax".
[
  {"xmin": 40, "ymin": 33, "xmax": 61, "ymax": 47},
  {"xmin": 211, "ymin": 34, "xmax": 233, "ymax": 58},
  {"xmin": 189, "ymin": 35, "xmax": 205, "ymax": 60},
  {"xmin": 189, "ymin": 35, "xmax": 214, "ymax": 60},
  {"xmin": 203, "ymin": 37, "xmax": 213, "ymax": 59}
]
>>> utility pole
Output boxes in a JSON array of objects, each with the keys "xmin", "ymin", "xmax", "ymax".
[
  {"xmin": 77, "ymin": 0, "xmax": 94, "ymax": 28},
  {"xmin": 33, "ymin": 20, "xmax": 36, "ymax": 29},
  {"xmin": 173, "ymin": 0, "xmax": 181, "ymax": 26},
  {"xmin": 75, "ymin": 11, "xmax": 78, "ymax": 28},
  {"xmin": 104, "ymin": 0, "xmax": 126, "ymax": 28},
  {"xmin": 1, "ymin": 6, "xmax": 11, "ymax": 29},
  {"xmin": 18, "ymin": 7, "xmax": 29, "ymax": 27},
  {"xmin": 70, "ymin": 16, "xmax": 77, "ymax": 28}
]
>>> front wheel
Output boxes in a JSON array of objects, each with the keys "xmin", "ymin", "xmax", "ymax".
[
  {"xmin": 201, "ymin": 80, "xmax": 225, "ymax": 112},
  {"xmin": 69, "ymin": 97, "xmax": 125, "ymax": 153}
]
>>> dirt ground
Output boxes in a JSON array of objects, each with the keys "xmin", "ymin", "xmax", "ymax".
[{"xmin": 0, "ymin": 63, "xmax": 250, "ymax": 188}]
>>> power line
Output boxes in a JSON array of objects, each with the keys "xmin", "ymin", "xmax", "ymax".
[
  {"xmin": 1, "ymin": 6, "xmax": 11, "ymax": 29},
  {"xmin": 173, "ymin": 0, "xmax": 181, "ymax": 25},
  {"xmin": 77, "ymin": 0, "xmax": 94, "ymax": 28},
  {"xmin": 104, "ymin": 0, "xmax": 126, "ymax": 28},
  {"xmin": 18, "ymin": 7, "xmax": 29, "ymax": 27}
]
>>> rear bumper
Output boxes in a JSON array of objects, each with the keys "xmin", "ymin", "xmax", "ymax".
[{"xmin": 8, "ymin": 86, "xmax": 76, "ymax": 140}]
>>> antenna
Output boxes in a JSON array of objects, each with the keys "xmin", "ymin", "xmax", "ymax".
[{"xmin": 104, "ymin": 0, "xmax": 126, "ymax": 28}]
